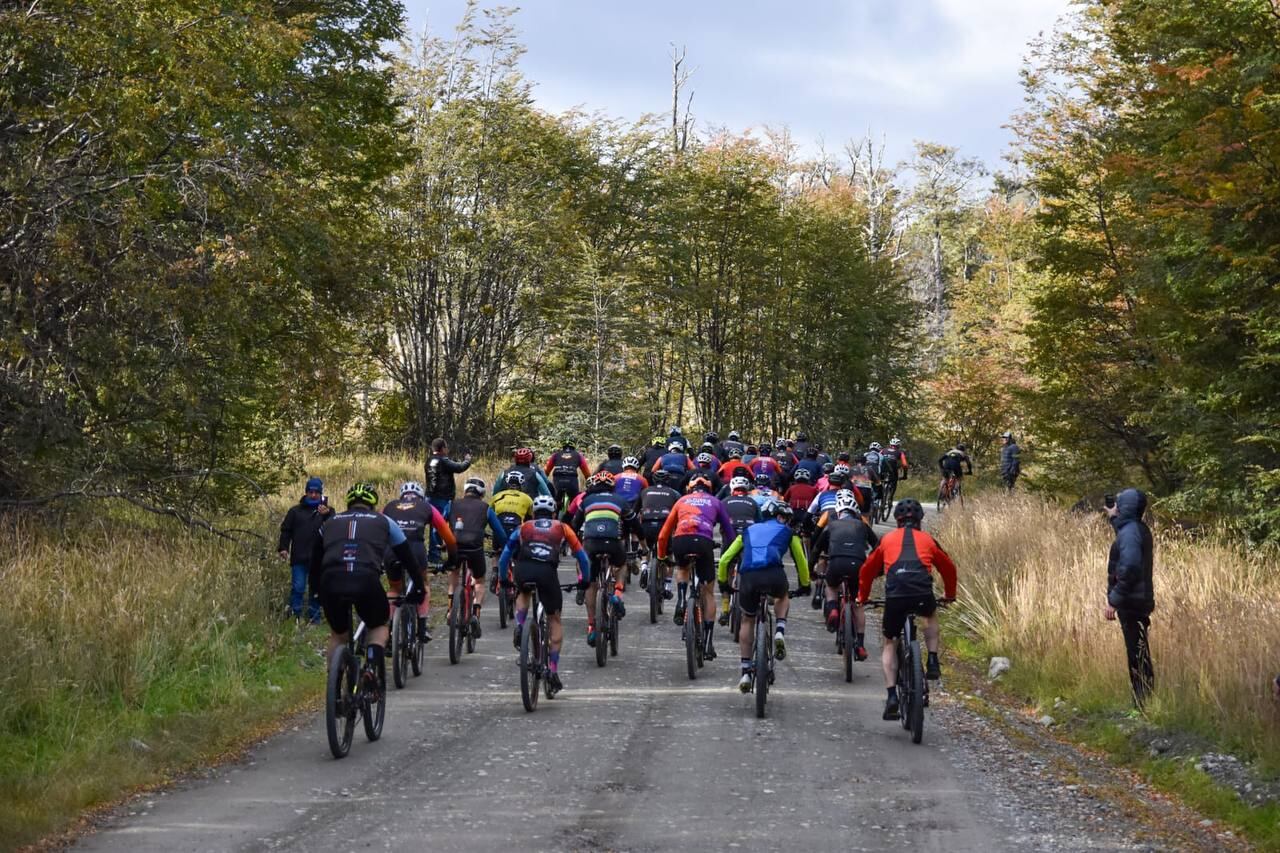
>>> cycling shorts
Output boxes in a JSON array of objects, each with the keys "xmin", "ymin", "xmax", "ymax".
[
  {"xmin": 456, "ymin": 547, "xmax": 487, "ymax": 579},
  {"xmin": 670, "ymin": 535, "xmax": 716, "ymax": 583},
  {"xmin": 319, "ymin": 569, "xmax": 389, "ymax": 635},
  {"xmin": 881, "ymin": 594, "xmax": 937, "ymax": 639},
  {"xmin": 383, "ymin": 540, "xmax": 427, "ymax": 582},
  {"xmin": 823, "ymin": 556, "xmax": 863, "ymax": 593},
  {"xmin": 641, "ymin": 520, "xmax": 666, "ymax": 549},
  {"xmin": 513, "ymin": 559, "xmax": 563, "ymax": 615},
  {"xmin": 584, "ymin": 537, "xmax": 626, "ymax": 579},
  {"xmin": 737, "ymin": 566, "xmax": 789, "ymax": 617}
]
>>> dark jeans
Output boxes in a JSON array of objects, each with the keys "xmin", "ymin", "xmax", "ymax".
[
  {"xmin": 1117, "ymin": 610, "xmax": 1154, "ymax": 707},
  {"xmin": 428, "ymin": 497, "xmax": 451, "ymax": 563},
  {"xmin": 290, "ymin": 563, "xmax": 321, "ymax": 621}
]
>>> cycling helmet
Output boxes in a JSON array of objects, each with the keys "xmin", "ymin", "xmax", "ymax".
[
  {"xmin": 704, "ymin": 431, "xmax": 719, "ymax": 443},
  {"xmin": 503, "ymin": 470, "xmax": 525, "ymax": 488},
  {"xmin": 828, "ymin": 471, "xmax": 848, "ymax": 487},
  {"xmin": 622, "ymin": 455, "xmax": 640, "ymax": 470},
  {"xmin": 687, "ymin": 475, "xmax": 712, "ymax": 493},
  {"xmin": 669, "ymin": 425, "xmax": 682, "ymax": 437},
  {"xmin": 696, "ymin": 452, "xmax": 715, "ymax": 467},
  {"xmin": 464, "ymin": 477, "xmax": 486, "ymax": 497},
  {"xmin": 668, "ymin": 441, "xmax": 683, "ymax": 454},
  {"xmin": 727, "ymin": 430, "xmax": 741, "ymax": 441},
  {"xmin": 531, "ymin": 495, "xmax": 557, "ymax": 517},
  {"xmin": 797, "ymin": 431, "xmax": 808, "ymax": 441},
  {"xmin": 730, "ymin": 476, "xmax": 752, "ymax": 492},
  {"xmin": 754, "ymin": 472, "xmax": 772, "ymax": 487},
  {"xmin": 890, "ymin": 437, "xmax": 901, "ymax": 447},
  {"xmin": 763, "ymin": 501, "xmax": 793, "ymax": 522},
  {"xmin": 870, "ymin": 441, "xmax": 882, "ymax": 451},
  {"xmin": 699, "ymin": 441, "xmax": 715, "ymax": 454},
  {"xmin": 746, "ymin": 445, "xmax": 758, "ymax": 455},
  {"xmin": 822, "ymin": 462, "xmax": 835, "ymax": 475},
  {"xmin": 833, "ymin": 463, "xmax": 851, "ymax": 476},
  {"xmin": 563, "ymin": 438, "xmax": 576, "ymax": 449},
  {"xmin": 837, "ymin": 451, "xmax": 851, "ymax": 462},
  {"xmin": 894, "ymin": 498, "xmax": 925, "ymax": 527},
  {"xmin": 834, "ymin": 489, "xmax": 860, "ymax": 515},
  {"xmin": 729, "ymin": 448, "xmax": 744, "ymax": 459},
  {"xmin": 792, "ymin": 467, "xmax": 812, "ymax": 482},
  {"xmin": 651, "ymin": 469, "xmax": 671, "ymax": 486},
  {"xmin": 514, "ymin": 447, "xmax": 534, "ymax": 465},
  {"xmin": 587, "ymin": 471, "xmax": 616, "ymax": 491},
  {"xmin": 775, "ymin": 438, "xmax": 787, "ymax": 449},
  {"xmin": 956, "ymin": 443, "xmax": 967, "ymax": 451},
  {"xmin": 400, "ymin": 481, "xmax": 425, "ymax": 500},
  {"xmin": 607, "ymin": 443, "xmax": 622, "ymax": 458},
  {"xmin": 346, "ymin": 482, "xmax": 379, "ymax": 508}
]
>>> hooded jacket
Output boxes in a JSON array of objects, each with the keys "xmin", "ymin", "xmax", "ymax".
[
  {"xmin": 1000, "ymin": 441, "xmax": 1021, "ymax": 480},
  {"xmin": 1107, "ymin": 488, "xmax": 1154, "ymax": 614},
  {"xmin": 277, "ymin": 497, "xmax": 331, "ymax": 564}
]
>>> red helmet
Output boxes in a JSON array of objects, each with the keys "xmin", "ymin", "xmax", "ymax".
[
  {"xmin": 587, "ymin": 471, "xmax": 616, "ymax": 490},
  {"xmin": 513, "ymin": 447, "xmax": 534, "ymax": 465}
]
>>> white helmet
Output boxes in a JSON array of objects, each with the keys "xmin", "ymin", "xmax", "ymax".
[
  {"xmin": 531, "ymin": 495, "xmax": 557, "ymax": 516},
  {"xmin": 833, "ymin": 463, "xmax": 851, "ymax": 476},
  {"xmin": 869, "ymin": 442, "xmax": 882, "ymax": 451},
  {"xmin": 730, "ymin": 476, "xmax": 752, "ymax": 492},
  {"xmin": 400, "ymin": 481, "xmax": 425, "ymax": 499},
  {"xmin": 834, "ymin": 489, "xmax": 859, "ymax": 515},
  {"xmin": 696, "ymin": 452, "xmax": 714, "ymax": 466},
  {"xmin": 623, "ymin": 455, "xmax": 640, "ymax": 469},
  {"xmin": 464, "ymin": 477, "xmax": 486, "ymax": 497},
  {"xmin": 890, "ymin": 437, "xmax": 901, "ymax": 447}
]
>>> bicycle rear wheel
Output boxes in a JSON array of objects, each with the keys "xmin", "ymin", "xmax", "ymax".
[
  {"xmin": 810, "ymin": 577, "xmax": 823, "ymax": 610},
  {"xmin": 842, "ymin": 604, "xmax": 854, "ymax": 683},
  {"xmin": 685, "ymin": 603, "xmax": 698, "ymax": 681},
  {"xmin": 595, "ymin": 585, "xmax": 608, "ymax": 668},
  {"xmin": 325, "ymin": 646, "xmax": 356, "ymax": 759},
  {"xmin": 520, "ymin": 613, "xmax": 540, "ymax": 712},
  {"xmin": 648, "ymin": 563, "xmax": 659, "ymax": 623},
  {"xmin": 609, "ymin": 598, "xmax": 619, "ymax": 658},
  {"xmin": 909, "ymin": 640, "xmax": 925, "ymax": 743},
  {"xmin": 464, "ymin": 578, "xmax": 476, "ymax": 654},
  {"xmin": 754, "ymin": 614, "xmax": 770, "ymax": 718},
  {"xmin": 362, "ymin": 657, "xmax": 385, "ymax": 742},
  {"xmin": 898, "ymin": 641, "xmax": 912, "ymax": 731},
  {"xmin": 448, "ymin": 589, "xmax": 464, "ymax": 665},
  {"xmin": 729, "ymin": 591, "xmax": 741, "ymax": 643},
  {"xmin": 391, "ymin": 605, "xmax": 409, "ymax": 689},
  {"xmin": 411, "ymin": 611, "xmax": 424, "ymax": 677},
  {"xmin": 693, "ymin": 599, "xmax": 704, "ymax": 669}
]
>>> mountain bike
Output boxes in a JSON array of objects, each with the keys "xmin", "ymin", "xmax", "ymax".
[
  {"xmin": 325, "ymin": 609, "xmax": 385, "ymax": 759},
  {"xmin": 820, "ymin": 573, "xmax": 862, "ymax": 683},
  {"xmin": 880, "ymin": 477, "xmax": 898, "ymax": 523},
  {"xmin": 389, "ymin": 580, "xmax": 424, "ymax": 690},
  {"xmin": 675, "ymin": 553, "xmax": 707, "ymax": 680},
  {"xmin": 490, "ymin": 551, "xmax": 515, "ymax": 629},
  {"xmin": 448, "ymin": 556, "xmax": 478, "ymax": 665},
  {"xmin": 592, "ymin": 553, "xmax": 622, "ymax": 668},
  {"xmin": 642, "ymin": 546, "xmax": 668, "ymax": 623},
  {"xmin": 936, "ymin": 475, "xmax": 962, "ymax": 512},
  {"xmin": 745, "ymin": 588, "xmax": 804, "ymax": 718},
  {"xmin": 865, "ymin": 599, "xmax": 948, "ymax": 744},
  {"xmin": 517, "ymin": 579, "xmax": 578, "ymax": 712}
]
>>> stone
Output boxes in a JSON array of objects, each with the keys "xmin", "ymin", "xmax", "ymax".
[{"xmin": 988, "ymin": 657, "xmax": 1012, "ymax": 679}]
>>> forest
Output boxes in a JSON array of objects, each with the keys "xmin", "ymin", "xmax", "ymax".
[{"xmin": 1, "ymin": 0, "xmax": 1277, "ymax": 540}]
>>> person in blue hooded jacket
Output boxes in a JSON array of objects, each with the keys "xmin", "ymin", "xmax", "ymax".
[
  {"xmin": 278, "ymin": 476, "xmax": 333, "ymax": 621},
  {"xmin": 1104, "ymin": 488, "xmax": 1155, "ymax": 708}
]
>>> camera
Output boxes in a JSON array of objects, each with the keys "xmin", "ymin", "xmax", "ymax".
[{"xmin": 1103, "ymin": 494, "xmax": 1116, "ymax": 509}]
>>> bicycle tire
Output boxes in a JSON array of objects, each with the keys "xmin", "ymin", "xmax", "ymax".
[
  {"xmin": 595, "ymin": 585, "xmax": 608, "ymax": 668},
  {"xmin": 754, "ymin": 612, "xmax": 770, "ymax": 718},
  {"xmin": 464, "ymin": 578, "xmax": 476, "ymax": 654},
  {"xmin": 541, "ymin": 612, "xmax": 554, "ymax": 700},
  {"xmin": 411, "ymin": 611, "xmax": 424, "ymax": 677},
  {"xmin": 909, "ymin": 640, "xmax": 925, "ymax": 744},
  {"xmin": 362, "ymin": 656, "xmax": 385, "ymax": 742},
  {"xmin": 325, "ymin": 645, "xmax": 356, "ymax": 759},
  {"xmin": 520, "ymin": 612, "xmax": 539, "ymax": 712},
  {"xmin": 693, "ymin": 599, "xmax": 704, "ymax": 669},
  {"xmin": 685, "ymin": 605, "xmax": 697, "ymax": 681},
  {"xmin": 898, "ymin": 640, "xmax": 912, "ymax": 731},
  {"xmin": 391, "ymin": 605, "xmax": 409, "ymax": 689},
  {"xmin": 730, "ymin": 591, "xmax": 741, "ymax": 643},
  {"xmin": 609, "ymin": 602, "xmax": 619, "ymax": 658},
  {"xmin": 842, "ymin": 603, "xmax": 854, "ymax": 683}
]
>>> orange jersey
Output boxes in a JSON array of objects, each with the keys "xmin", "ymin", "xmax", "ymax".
[{"xmin": 857, "ymin": 526, "xmax": 957, "ymax": 601}]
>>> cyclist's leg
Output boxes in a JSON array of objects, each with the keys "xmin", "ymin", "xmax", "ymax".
[
  {"xmin": 736, "ymin": 572, "xmax": 761, "ymax": 664},
  {"xmin": 465, "ymin": 549, "xmax": 487, "ymax": 611},
  {"xmin": 822, "ymin": 558, "xmax": 842, "ymax": 629},
  {"xmin": 880, "ymin": 599, "xmax": 907, "ymax": 688}
]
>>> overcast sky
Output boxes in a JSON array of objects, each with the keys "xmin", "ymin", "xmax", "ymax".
[{"xmin": 400, "ymin": 1, "xmax": 1071, "ymax": 170}]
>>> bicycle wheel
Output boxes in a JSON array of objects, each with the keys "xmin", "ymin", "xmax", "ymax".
[
  {"xmin": 448, "ymin": 589, "xmax": 464, "ymax": 665},
  {"xmin": 729, "ymin": 591, "xmax": 741, "ymax": 643},
  {"xmin": 520, "ymin": 613, "xmax": 539, "ymax": 712},
  {"xmin": 325, "ymin": 646, "xmax": 356, "ymax": 759},
  {"xmin": 410, "ymin": 611, "xmax": 424, "ymax": 677},
  {"xmin": 595, "ymin": 585, "xmax": 608, "ymax": 668},
  {"xmin": 898, "ymin": 641, "xmax": 912, "ymax": 731},
  {"xmin": 693, "ymin": 599, "xmax": 704, "ymax": 669},
  {"xmin": 685, "ymin": 603, "xmax": 698, "ymax": 681},
  {"xmin": 609, "ymin": 598, "xmax": 619, "ymax": 658},
  {"xmin": 842, "ymin": 604, "xmax": 854, "ymax": 683},
  {"xmin": 909, "ymin": 640, "xmax": 926, "ymax": 743},
  {"xmin": 464, "ymin": 577, "xmax": 476, "ymax": 654},
  {"xmin": 362, "ymin": 657, "xmax": 385, "ymax": 742},
  {"xmin": 391, "ymin": 605, "xmax": 409, "ymax": 690},
  {"xmin": 541, "ymin": 613, "xmax": 555, "ymax": 700},
  {"xmin": 754, "ymin": 614, "xmax": 770, "ymax": 718},
  {"xmin": 649, "ymin": 563, "xmax": 660, "ymax": 623}
]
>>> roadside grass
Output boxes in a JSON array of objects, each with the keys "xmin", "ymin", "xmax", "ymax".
[{"xmin": 937, "ymin": 494, "xmax": 1280, "ymax": 847}]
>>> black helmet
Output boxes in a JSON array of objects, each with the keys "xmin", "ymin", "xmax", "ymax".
[
  {"xmin": 763, "ymin": 500, "xmax": 793, "ymax": 522},
  {"xmin": 704, "ymin": 431, "xmax": 718, "ymax": 443},
  {"xmin": 754, "ymin": 472, "xmax": 771, "ymax": 487},
  {"xmin": 893, "ymin": 498, "xmax": 925, "ymax": 528},
  {"xmin": 797, "ymin": 431, "xmax": 808, "ymax": 441},
  {"xmin": 669, "ymin": 425, "xmax": 682, "ymax": 437},
  {"xmin": 700, "ymin": 442, "xmax": 715, "ymax": 454},
  {"xmin": 956, "ymin": 443, "xmax": 967, "ymax": 452},
  {"xmin": 607, "ymin": 443, "xmax": 622, "ymax": 458},
  {"xmin": 822, "ymin": 462, "xmax": 835, "ymax": 475},
  {"xmin": 727, "ymin": 430, "xmax": 741, "ymax": 441},
  {"xmin": 651, "ymin": 469, "xmax": 670, "ymax": 486}
]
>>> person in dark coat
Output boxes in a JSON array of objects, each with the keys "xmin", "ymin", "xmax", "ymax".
[
  {"xmin": 999, "ymin": 431, "xmax": 1021, "ymax": 491},
  {"xmin": 426, "ymin": 437, "xmax": 472, "ymax": 562},
  {"xmin": 278, "ymin": 476, "xmax": 332, "ymax": 621},
  {"xmin": 1104, "ymin": 488, "xmax": 1155, "ymax": 708}
]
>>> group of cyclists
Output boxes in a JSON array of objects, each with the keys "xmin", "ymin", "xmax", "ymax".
[{"xmin": 308, "ymin": 426, "xmax": 967, "ymax": 724}]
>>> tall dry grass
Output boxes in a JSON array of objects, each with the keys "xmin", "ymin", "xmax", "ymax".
[{"xmin": 937, "ymin": 494, "xmax": 1280, "ymax": 768}]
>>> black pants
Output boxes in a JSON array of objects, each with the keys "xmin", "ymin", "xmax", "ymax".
[{"xmin": 1117, "ymin": 610, "xmax": 1154, "ymax": 707}]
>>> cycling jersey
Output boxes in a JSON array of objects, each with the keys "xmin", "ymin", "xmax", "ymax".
[
  {"xmin": 857, "ymin": 527, "xmax": 957, "ymax": 601},
  {"xmin": 383, "ymin": 498, "xmax": 456, "ymax": 549},
  {"xmin": 596, "ymin": 458, "xmax": 625, "ymax": 476},
  {"xmin": 864, "ymin": 450, "xmax": 883, "ymax": 473},
  {"xmin": 613, "ymin": 470, "xmax": 648, "ymax": 505},
  {"xmin": 748, "ymin": 455, "xmax": 781, "ymax": 485},
  {"xmin": 497, "ymin": 518, "xmax": 590, "ymax": 582},
  {"xmin": 882, "ymin": 447, "xmax": 907, "ymax": 479},
  {"xmin": 656, "ymin": 451, "xmax": 695, "ymax": 478},
  {"xmin": 573, "ymin": 491, "xmax": 635, "ymax": 540},
  {"xmin": 315, "ymin": 509, "xmax": 405, "ymax": 574},
  {"xmin": 490, "ymin": 488, "xmax": 533, "ymax": 535},
  {"xmin": 751, "ymin": 487, "xmax": 779, "ymax": 510},
  {"xmin": 716, "ymin": 519, "xmax": 810, "ymax": 585},
  {"xmin": 794, "ymin": 458, "xmax": 823, "ymax": 482},
  {"xmin": 639, "ymin": 483, "xmax": 681, "ymax": 524},
  {"xmin": 939, "ymin": 450, "xmax": 972, "ymax": 477},
  {"xmin": 806, "ymin": 489, "xmax": 840, "ymax": 517},
  {"xmin": 656, "ymin": 493, "xmax": 734, "ymax": 558},
  {"xmin": 720, "ymin": 439, "xmax": 745, "ymax": 459},
  {"xmin": 848, "ymin": 463, "xmax": 878, "ymax": 489},
  {"xmin": 809, "ymin": 514, "xmax": 878, "ymax": 565},
  {"xmin": 783, "ymin": 482, "xmax": 818, "ymax": 512},
  {"xmin": 499, "ymin": 463, "xmax": 552, "ymax": 499},
  {"xmin": 722, "ymin": 493, "xmax": 760, "ymax": 535},
  {"xmin": 717, "ymin": 458, "xmax": 751, "ymax": 482},
  {"xmin": 546, "ymin": 449, "xmax": 590, "ymax": 487},
  {"xmin": 448, "ymin": 496, "xmax": 508, "ymax": 552}
]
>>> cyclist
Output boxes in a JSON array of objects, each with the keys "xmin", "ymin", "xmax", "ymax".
[
  {"xmin": 749, "ymin": 444, "xmax": 783, "ymax": 488},
  {"xmin": 597, "ymin": 444, "xmax": 626, "ymax": 476},
  {"xmin": 719, "ymin": 476, "xmax": 761, "ymax": 625},
  {"xmin": 638, "ymin": 469, "xmax": 681, "ymax": 596},
  {"xmin": 807, "ymin": 468, "xmax": 848, "ymax": 522},
  {"xmin": 545, "ymin": 440, "xmax": 591, "ymax": 513},
  {"xmin": 809, "ymin": 490, "xmax": 878, "ymax": 660},
  {"xmin": 571, "ymin": 471, "xmax": 635, "ymax": 647},
  {"xmin": 847, "ymin": 458, "xmax": 879, "ymax": 518},
  {"xmin": 640, "ymin": 435, "xmax": 667, "ymax": 474},
  {"xmin": 783, "ymin": 466, "xmax": 819, "ymax": 542},
  {"xmin": 793, "ymin": 432, "xmax": 811, "ymax": 459},
  {"xmin": 938, "ymin": 443, "xmax": 973, "ymax": 501},
  {"xmin": 613, "ymin": 456, "xmax": 648, "ymax": 507},
  {"xmin": 815, "ymin": 461, "xmax": 835, "ymax": 491},
  {"xmin": 666, "ymin": 425, "xmax": 691, "ymax": 453},
  {"xmin": 794, "ymin": 447, "xmax": 823, "ymax": 483},
  {"xmin": 652, "ymin": 441, "xmax": 696, "ymax": 491},
  {"xmin": 312, "ymin": 483, "xmax": 428, "ymax": 697},
  {"xmin": 694, "ymin": 451, "xmax": 722, "ymax": 493},
  {"xmin": 884, "ymin": 437, "xmax": 909, "ymax": 480},
  {"xmin": 717, "ymin": 447, "xmax": 752, "ymax": 485},
  {"xmin": 497, "ymin": 495, "xmax": 590, "ymax": 695},
  {"xmin": 751, "ymin": 472, "xmax": 781, "ymax": 508},
  {"xmin": 721, "ymin": 430, "xmax": 746, "ymax": 459},
  {"xmin": 383, "ymin": 481, "xmax": 457, "ymax": 641},
  {"xmin": 447, "ymin": 477, "xmax": 508, "ymax": 637},
  {"xmin": 704, "ymin": 431, "xmax": 725, "ymax": 462},
  {"xmin": 717, "ymin": 501, "xmax": 810, "ymax": 691},
  {"xmin": 857, "ymin": 498, "xmax": 957, "ymax": 721},
  {"xmin": 656, "ymin": 475, "xmax": 736, "ymax": 660},
  {"xmin": 499, "ymin": 447, "xmax": 553, "ymax": 499},
  {"xmin": 489, "ymin": 471, "xmax": 534, "ymax": 594}
]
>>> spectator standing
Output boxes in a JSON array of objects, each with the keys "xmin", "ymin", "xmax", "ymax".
[
  {"xmin": 277, "ymin": 476, "xmax": 332, "ymax": 622},
  {"xmin": 426, "ymin": 437, "xmax": 473, "ymax": 562},
  {"xmin": 1000, "ymin": 431, "xmax": 1022, "ymax": 492},
  {"xmin": 1104, "ymin": 488, "xmax": 1155, "ymax": 708}
]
